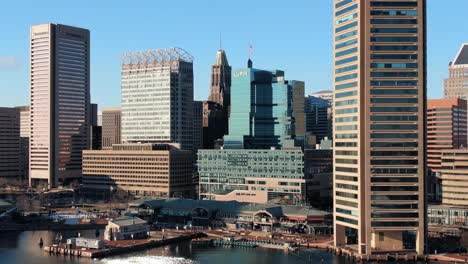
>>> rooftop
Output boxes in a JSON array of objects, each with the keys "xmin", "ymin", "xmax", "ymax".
[
  {"xmin": 453, "ymin": 43, "xmax": 468, "ymax": 66},
  {"xmin": 132, "ymin": 198, "xmax": 330, "ymax": 218},
  {"xmin": 110, "ymin": 217, "xmax": 147, "ymax": 227},
  {"xmin": 121, "ymin": 47, "xmax": 194, "ymax": 65},
  {"xmin": 215, "ymin": 49, "xmax": 229, "ymax": 66}
]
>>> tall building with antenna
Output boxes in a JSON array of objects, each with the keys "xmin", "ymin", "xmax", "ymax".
[{"xmin": 204, "ymin": 44, "xmax": 232, "ymax": 148}]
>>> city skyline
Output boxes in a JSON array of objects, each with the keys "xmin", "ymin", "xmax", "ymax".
[{"xmin": 0, "ymin": 0, "xmax": 466, "ymax": 109}]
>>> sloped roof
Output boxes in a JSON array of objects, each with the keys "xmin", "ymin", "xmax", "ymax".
[
  {"xmin": 453, "ymin": 43, "xmax": 468, "ymax": 65},
  {"xmin": 215, "ymin": 49, "xmax": 229, "ymax": 66}
]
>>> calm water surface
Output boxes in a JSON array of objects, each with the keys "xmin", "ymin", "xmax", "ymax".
[{"xmin": 0, "ymin": 230, "xmax": 436, "ymax": 264}]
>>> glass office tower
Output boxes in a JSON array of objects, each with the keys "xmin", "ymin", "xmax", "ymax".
[
  {"xmin": 224, "ymin": 68, "xmax": 304, "ymax": 149},
  {"xmin": 333, "ymin": 0, "xmax": 426, "ymax": 256}
]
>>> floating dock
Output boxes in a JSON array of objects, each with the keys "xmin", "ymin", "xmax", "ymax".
[{"xmin": 44, "ymin": 232, "xmax": 205, "ymax": 258}]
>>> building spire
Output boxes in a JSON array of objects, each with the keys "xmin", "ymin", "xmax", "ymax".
[
  {"xmin": 219, "ymin": 32, "xmax": 222, "ymax": 50},
  {"xmin": 247, "ymin": 43, "xmax": 253, "ymax": 68}
]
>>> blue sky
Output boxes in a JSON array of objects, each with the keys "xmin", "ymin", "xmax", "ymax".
[{"xmin": 0, "ymin": 0, "xmax": 466, "ymax": 109}]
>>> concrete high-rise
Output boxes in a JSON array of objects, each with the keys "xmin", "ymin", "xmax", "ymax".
[
  {"xmin": 427, "ymin": 99, "xmax": 467, "ymax": 171},
  {"xmin": 121, "ymin": 48, "xmax": 193, "ymax": 150},
  {"xmin": 333, "ymin": 0, "xmax": 426, "ymax": 256},
  {"xmin": 444, "ymin": 44, "xmax": 468, "ymax": 100},
  {"xmin": 29, "ymin": 24, "xmax": 90, "ymax": 188},
  {"xmin": 101, "ymin": 108, "xmax": 121, "ymax": 150},
  {"xmin": 426, "ymin": 99, "xmax": 467, "ymax": 202},
  {"xmin": 0, "ymin": 108, "xmax": 20, "ymax": 181}
]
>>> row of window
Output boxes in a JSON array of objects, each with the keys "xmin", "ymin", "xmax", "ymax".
[{"xmin": 371, "ymin": 142, "xmax": 418, "ymax": 148}]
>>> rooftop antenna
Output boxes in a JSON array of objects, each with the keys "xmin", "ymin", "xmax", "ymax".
[
  {"xmin": 247, "ymin": 42, "xmax": 253, "ymax": 68},
  {"xmin": 220, "ymin": 32, "xmax": 222, "ymax": 50}
]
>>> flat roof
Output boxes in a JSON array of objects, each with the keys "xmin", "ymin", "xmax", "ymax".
[{"xmin": 134, "ymin": 198, "xmax": 330, "ymax": 219}]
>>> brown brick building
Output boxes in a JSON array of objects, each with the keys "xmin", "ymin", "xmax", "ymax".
[
  {"xmin": 82, "ymin": 143, "xmax": 193, "ymax": 197},
  {"xmin": 427, "ymin": 99, "xmax": 467, "ymax": 172}
]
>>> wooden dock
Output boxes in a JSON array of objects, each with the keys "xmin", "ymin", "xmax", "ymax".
[{"xmin": 44, "ymin": 232, "xmax": 206, "ymax": 258}]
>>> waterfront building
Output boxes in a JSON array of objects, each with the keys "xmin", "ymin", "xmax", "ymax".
[
  {"xmin": 440, "ymin": 149, "xmax": 468, "ymax": 207},
  {"xmin": 16, "ymin": 106, "xmax": 30, "ymax": 182},
  {"xmin": 0, "ymin": 107, "xmax": 20, "ymax": 181},
  {"xmin": 29, "ymin": 24, "xmax": 90, "ymax": 188},
  {"xmin": 305, "ymin": 95, "xmax": 332, "ymax": 142},
  {"xmin": 224, "ymin": 64, "xmax": 305, "ymax": 149},
  {"xmin": 427, "ymin": 99, "xmax": 467, "ymax": 202},
  {"xmin": 104, "ymin": 217, "xmax": 149, "ymax": 240},
  {"xmin": 101, "ymin": 108, "xmax": 121, "ymax": 150},
  {"xmin": 82, "ymin": 143, "xmax": 193, "ymax": 197},
  {"xmin": 428, "ymin": 205, "xmax": 468, "ymax": 226},
  {"xmin": 333, "ymin": 0, "xmax": 426, "ymax": 255},
  {"xmin": 444, "ymin": 43, "xmax": 468, "ymax": 100},
  {"xmin": 208, "ymin": 49, "xmax": 231, "ymax": 135},
  {"xmin": 132, "ymin": 198, "xmax": 332, "ymax": 233},
  {"xmin": 121, "ymin": 48, "xmax": 194, "ymax": 151},
  {"xmin": 198, "ymin": 148, "xmax": 304, "ymax": 204}
]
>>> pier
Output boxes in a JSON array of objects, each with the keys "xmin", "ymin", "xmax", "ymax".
[{"xmin": 44, "ymin": 232, "xmax": 206, "ymax": 258}]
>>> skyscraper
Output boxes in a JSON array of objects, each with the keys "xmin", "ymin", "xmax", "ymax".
[
  {"xmin": 208, "ymin": 49, "xmax": 231, "ymax": 130},
  {"xmin": 444, "ymin": 43, "xmax": 468, "ymax": 100},
  {"xmin": 29, "ymin": 24, "xmax": 90, "ymax": 188},
  {"xmin": 224, "ymin": 66, "xmax": 305, "ymax": 149},
  {"xmin": 121, "ymin": 48, "xmax": 193, "ymax": 150},
  {"xmin": 198, "ymin": 60, "xmax": 307, "ymax": 204},
  {"xmin": 101, "ymin": 108, "xmax": 121, "ymax": 150},
  {"xmin": 333, "ymin": 0, "xmax": 426, "ymax": 255},
  {"xmin": 203, "ymin": 49, "xmax": 232, "ymax": 148},
  {"xmin": 0, "ymin": 108, "xmax": 20, "ymax": 181}
]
